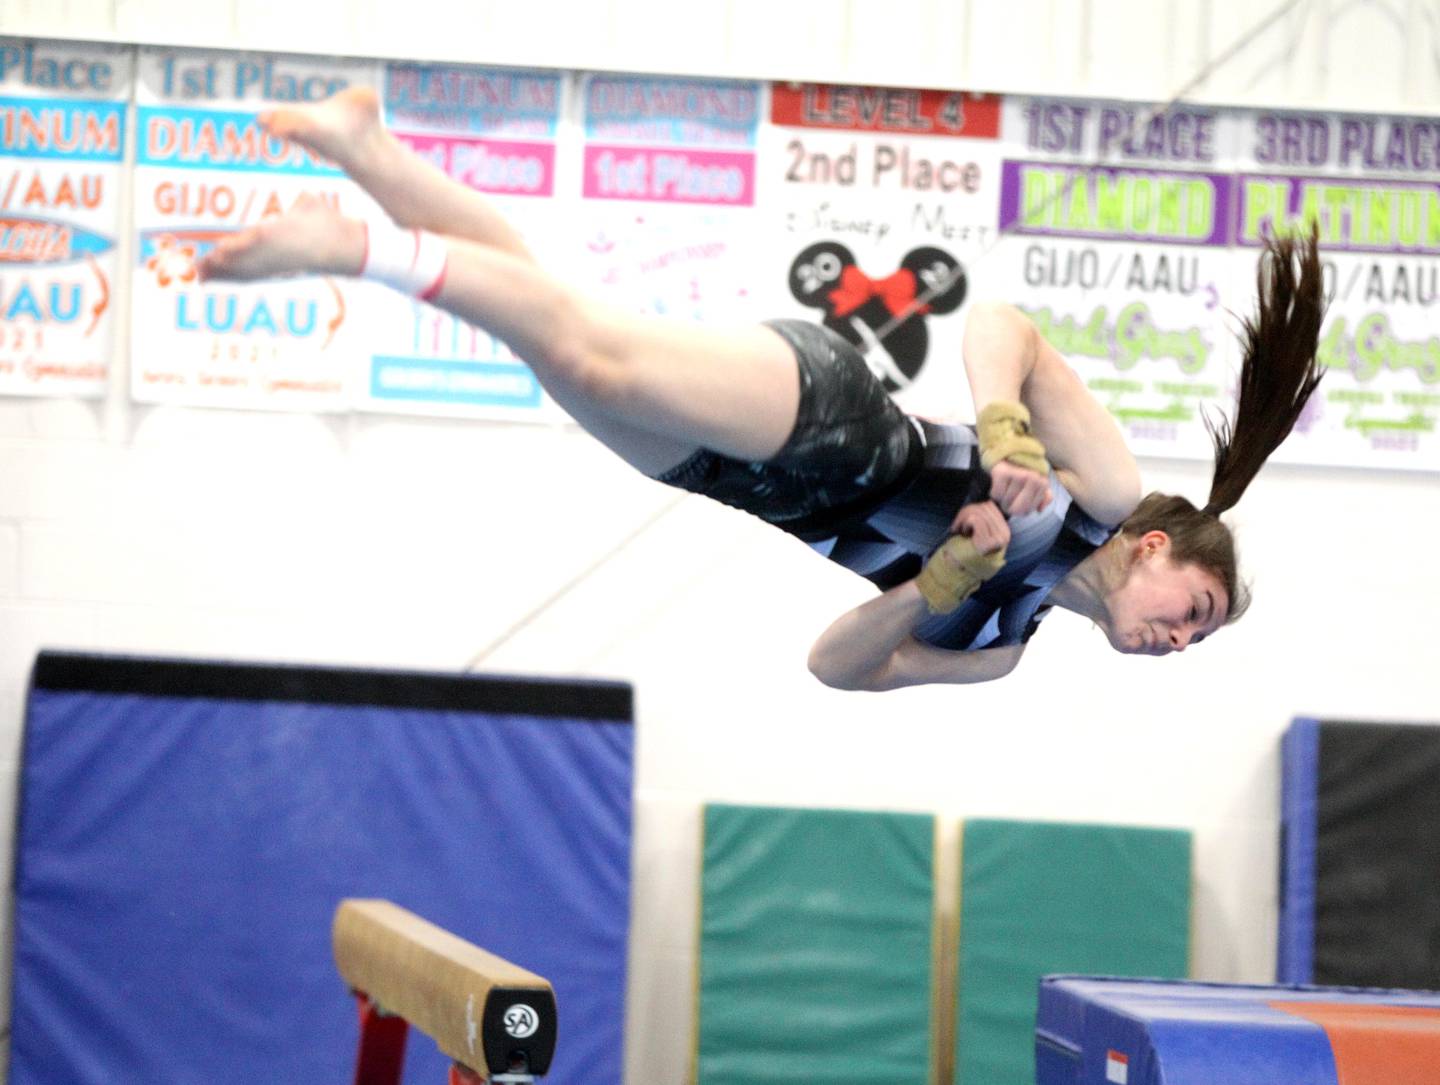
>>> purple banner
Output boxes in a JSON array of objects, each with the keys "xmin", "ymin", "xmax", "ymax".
[
  {"xmin": 1237, "ymin": 173, "xmax": 1440, "ymax": 253},
  {"xmin": 999, "ymin": 160, "xmax": 1233, "ymax": 246}
]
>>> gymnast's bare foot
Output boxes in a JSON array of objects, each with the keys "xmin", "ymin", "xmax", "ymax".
[
  {"xmin": 197, "ymin": 194, "xmax": 364, "ymax": 282},
  {"xmin": 260, "ymin": 86, "xmax": 389, "ymax": 176}
]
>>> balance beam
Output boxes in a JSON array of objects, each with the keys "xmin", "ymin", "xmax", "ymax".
[{"xmin": 333, "ymin": 899, "xmax": 558, "ymax": 1081}]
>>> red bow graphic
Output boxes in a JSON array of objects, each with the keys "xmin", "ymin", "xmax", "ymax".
[{"xmin": 828, "ymin": 265, "xmax": 929, "ymax": 319}]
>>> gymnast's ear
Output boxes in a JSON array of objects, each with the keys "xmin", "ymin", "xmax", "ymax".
[{"xmin": 1135, "ymin": 530, "xmax": 1172, "ymax": 559}]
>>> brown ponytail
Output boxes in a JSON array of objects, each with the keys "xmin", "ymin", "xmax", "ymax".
[
  {"xmin": 1203, "ymin": 227, "xmax": 1326, "ymax": 515},
  {"xmin": 1119, "ymin": 229, "xmax": 1327, "ymax": 622}
]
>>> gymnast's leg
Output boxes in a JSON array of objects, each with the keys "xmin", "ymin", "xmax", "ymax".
[
  {"xmin": 260, "ymin": 87, "xmax": 535, "ymax": 262},
  {"xmin": 217, "ymin": 91, "xmax": 800, "ymax": 478}
]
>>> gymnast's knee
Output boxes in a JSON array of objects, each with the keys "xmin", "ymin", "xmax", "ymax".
[
  {"xmin": 541, "ymin": 339, "xmax": 614, "ymax": 402},
  {"xmin": 529, "ymin": 313, "xmax": 639, "ymax": 411}
]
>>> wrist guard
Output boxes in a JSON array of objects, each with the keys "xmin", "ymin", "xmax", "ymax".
[
  {"xmin": 915, "ymin": 535, "xmax": 1007, "ymax": 615},
  {"xmin": 977, "ymin": 400, "xmax": 1050, "ymax": 476}
]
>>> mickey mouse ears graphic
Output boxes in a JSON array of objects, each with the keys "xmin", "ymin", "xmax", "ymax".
[
  {"xmin": 787, "ymin": 241, "xmax": 967, "ymax": 392},
  {"xmin": 788, "ymin": 242, "xmax": 967, "ymax": 315}
]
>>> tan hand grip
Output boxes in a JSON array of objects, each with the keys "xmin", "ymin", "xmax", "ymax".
[
  {"xmin": 977, "ymin": 400, "xmax": 1051, "ymax": 476},
  {"xmin": 915, "ymin": 535, "xmax": 1007, "ymax": 615}
]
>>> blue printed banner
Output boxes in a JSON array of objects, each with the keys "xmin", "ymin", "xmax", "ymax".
[
  {"xmin": 385, "ymin": 64, "xmax": 562, "ymax": 138},
  {"xmin": 137, "ymin": 106, "xmax": 341, "ymax": 175},
  {"xmin": 0, "ymin": 40, "xmax": 131, "ymax": 397},
  {"xmin": 583, "ymin": 75, "xmax": 761, "ymax": 148},
  {"xmin": 370, "ymin": 355, "xmax": 542, "ymax": 408},
  {"xmin": 0, "ymin": 96, "xmax": 124, "ymax": 162},
  {"xmin": 353, "ymin": 59, "xmax": 567, "ymax": 422},
  {"xmin": 130, "ymin": 47, "xmax": 378, "ymax": 411},
  {"xmin": 1, "ymin": 216, "xmax": 114, "ymax": 264}
]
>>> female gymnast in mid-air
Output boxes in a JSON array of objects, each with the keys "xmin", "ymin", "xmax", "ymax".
[{"xmin": 199, "ymin": 89, "xmax": 1325, "ymax": 692}]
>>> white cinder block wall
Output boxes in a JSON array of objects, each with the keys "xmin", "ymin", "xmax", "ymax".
[{"xmin": 1, "ymin": 2, "xmax": 1439, "ymax": 1083}]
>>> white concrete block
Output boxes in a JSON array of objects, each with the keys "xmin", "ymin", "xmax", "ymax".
[
  {"xmin": 1191, "ymin": 816, "xmax": 1282, "ymax": 983},
  {"xmin": 0, "ymin": 604, "xmax": 96, "ymax": 693},
  {"xmin": 1201, "ymin": 0, "xmax": 1326, "ymax": 109},
  {"xmin": 231, "ymin": 0, "xmax": 348, "ymax": 52},
  {"xmin": 58, "ymin": 0, "xmax": 119, "ymax": 35},
  {"xmin": 630, "ymin": 792, "xmax": 702, "ymax": 956},
  {"xmin": 0, "ymin": 767, "xmax": 15, "ymax": 1029},
  {"xmin": 0, "ymin": 524, "xmax": 17, "ymax": 599},
  {"xmin": 844, "ymin": 0, "xmax": 911, "ymax": 86},
  {"xmin": 605, "ymin": 0, "xmax": 729, "ymax": 77},
  {"xmin": 0, "ymin": 683, "xmax": 20, "ymax": 769},
  {"xmin": 27, "ymin": 399, "xmax": 104, "ymax": 441},
  {"xmin": 728, "ymin": 0, "xmax": 847, "ymax": 84},
  {"xmin": 1085, "ymin": 0, "xmax": 1177, "ymax": 101},
  {"xmin": 0, "ymin": 399, "xmax": 33, "ymax": 438},
  {"xmin": 23, "ymin": 518, "xmax": 187, "ymax": 604},
  {"xmin": 0, "ymin": 0, "xmax": 50, "ymax": 36},
  {"xmin": 623, "ymin": 946, "xmax": 697, "ymax": 1085},
  {"xmin": 0, "ymin": 441, "xmax": 117, "ymax": 521},
  {"xmin": 1316, "ymin": 0, "xmax": 1410, "ymax": 111},
  {"xmin": 967, "ymin": 0, "xmax": 1087, "ymax": 96},
  {"xmin": 118, "ymin": 0, "xmax": 226, "ymax": 41}
]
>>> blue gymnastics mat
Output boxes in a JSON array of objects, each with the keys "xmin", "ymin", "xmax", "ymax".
[
  {"xmin": 11, "ymin": 652, "xmax": 634, "ymax": 1085},
  {"xmin": 1037, "ymin": 976, "xmax": 1440, "ymax": 1085}
]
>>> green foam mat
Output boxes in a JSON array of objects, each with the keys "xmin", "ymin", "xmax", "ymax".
[
  {"xmin": 698, "ymin": 804, "xmax": 937, "ymax": 1085},
  {"xmin": 954, "ymin": 819, "xmax": 1191, "ymax": 1085}
]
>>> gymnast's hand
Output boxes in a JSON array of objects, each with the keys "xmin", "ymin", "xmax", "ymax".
[
  {"xmin": 988, "ymin": 460, "xmax": 1052, "ymax": 518},
  {"xmin": 976, "ymin": 400, "xmax": 1053, "ymax": 517},
  {"xmin": 950, "ymin": 500, "xmax": 1010, "ymax": 554}
]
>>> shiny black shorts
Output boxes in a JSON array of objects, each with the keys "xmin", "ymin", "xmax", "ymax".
[{"xmin": 655, "ymin": 319, "xmax": 921, "ymax": 541}]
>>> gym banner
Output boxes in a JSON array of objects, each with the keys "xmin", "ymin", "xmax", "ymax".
[
  {"xmin": 762, "ymin": 82, "xmax": 1003, "ymax": 418},
  {"xmin": 1234, "ymin": 110, "xmax": 1440, "ymax": 472},
  {"xmin": 130, "ymin": 47, "xmax": 377, "ymax": 411},
  {"xmin": 4, "ymin": 33, "xmax": 1435, "ymax": 471},
  {"xmin": 0, "ymin": 39, "xmax": 129, "ymax": 398},
  {"xmin": 577, "ymin": 73, "xmax": 761, "ymax": 325},
  {"xmin": 994, "ymin": 97, "xmax": 1238, "ymax": 461},
  {"xmin": 359, "ymin": 62, "xmax": 566, "ymax": 420}
]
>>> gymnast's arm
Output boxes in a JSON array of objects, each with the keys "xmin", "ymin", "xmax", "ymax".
[
  {"xmin": 964, "ymin": 301, "xmax": 1141, "ymax": 526},
  {"xmin": 809, "ymin": 502, "xmax": 1020, "ymax": 690},
  {"xmin": 807, "ymin": 585, "xmax": 1025, "ymax": 691}
]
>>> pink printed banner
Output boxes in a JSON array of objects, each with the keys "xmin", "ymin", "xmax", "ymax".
[
  {"xmin": 360, "ymin": 62, "xmax": 564, "ymax": 421},
  {"xmin": 395, "ymin": 133, "xmax": 555, "ymax": 197},
  {"xmin": 582, "ymin": 145, "xmax": 755, "ymax": 206}
]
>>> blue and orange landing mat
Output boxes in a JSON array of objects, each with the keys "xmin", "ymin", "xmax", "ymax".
[{"xmin": 1037, "ymin": 977, "xmax": 1440, "ymax": 1085}]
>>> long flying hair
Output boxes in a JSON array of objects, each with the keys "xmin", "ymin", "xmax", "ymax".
[
  {"xmin": 1203, "ymin": 227, "xmax": 1327, "ymax": 515},
  {"xmin": 1119, "ymin": 227, "xmax": 1327, "ymax": 621}
]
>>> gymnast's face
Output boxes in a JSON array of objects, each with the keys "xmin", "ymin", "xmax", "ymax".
[{"xmin": 1102, "ymin": 531, "xmax": 1229, "ymax": 656}]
